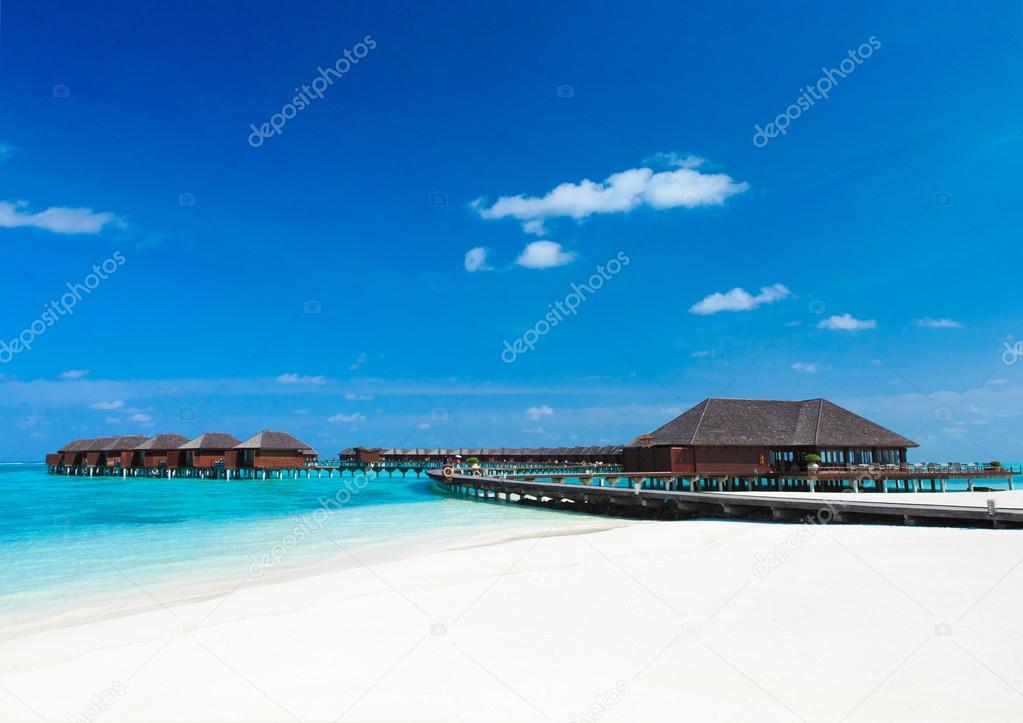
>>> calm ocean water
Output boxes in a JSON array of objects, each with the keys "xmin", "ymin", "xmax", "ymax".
[{"xmin": 0, "ymin": 464, "xmax": 579, "ymax": 625}]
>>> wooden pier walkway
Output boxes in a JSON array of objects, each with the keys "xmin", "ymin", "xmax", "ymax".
[{"xmin": 428, "ymin": 469, "xmax": 1023, "ymax": 528}]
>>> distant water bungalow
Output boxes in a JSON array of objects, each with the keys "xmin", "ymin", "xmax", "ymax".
[
  {"xmin": 177, "ymin": 432, "xmax": 241, "ymax": 469},
  {"xmin": 46, "ymin": 429, "xmax": 317, "ymax": 477},
  {"xmin": 340, "ymin": 446, "xmax": 623, "ymax": 465}
]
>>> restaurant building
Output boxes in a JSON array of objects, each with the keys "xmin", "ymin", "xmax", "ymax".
[{"xmin": 622, "ymin": 398, "xmax": 917, "ymax": 475}]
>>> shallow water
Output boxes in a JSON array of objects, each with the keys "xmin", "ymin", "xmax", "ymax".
[{"xmin": 0, "ymin": 464, "xmax": 582, "ymax": 623}]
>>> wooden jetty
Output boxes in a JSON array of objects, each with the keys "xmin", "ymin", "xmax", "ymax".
[{"xmin": 428, "ymin": 467, "xmax": 1023, "ymax": 529}]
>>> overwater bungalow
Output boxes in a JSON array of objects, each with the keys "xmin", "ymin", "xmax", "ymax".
[
  {"xmin": 339, "ymin": 446, "xmax": 623, "ymax": 465},
  {"xmin": 132, "ymin": 433, "xmax": 189, "ymax": 469},
  {"xmin": 178, "ymin": 432, "xmax": 241, "ymax": 469},
  {"xmin": 622, "ymin": 398, "xmax": 917, "ymax": 475},
  {"xmin": 52, "ymin": 436, "xmax": 147, "ymax": 468},
  {"xmin": 103, "ymin": 435, "xmax": 151, "ymax": 467},
  {"xmin": 229, "ymin": 430, "xmax": 317, "ymax": 469}
]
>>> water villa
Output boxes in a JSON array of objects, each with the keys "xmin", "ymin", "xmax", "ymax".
[
  {"xmin": 47, "ymin": 429, "xmax": 318, "ymax": 477},
  {"xmin": 231, "ymin": 430, "xmax": 318, "ymax": 469},
  {"xmin": 177, "ymin": 432, "xmax": 241, "ymax": 469}
]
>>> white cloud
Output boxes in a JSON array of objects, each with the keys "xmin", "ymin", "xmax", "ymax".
[
  {"xmin": 89, "ymin": 399, "xmax": 124, "ymax": 410},
  {"xmin": 689, "ymin": 283, "xmax": 791, "ymax": 315},
  {"xmin": 644, "ymin": 152, "xmax": 704, "ymax": 169},
  {"xmin": 515, "ymin": 240, "xmax": 576, "ymax": 269},
  {"xmin": 915, "ymin": 317, "xmax": 962, "ymax": 329},
  {"xmin": 276, "ymin": 373, "xmax": 326, "ymax": 385},
  {"xmin": 59, "ymin": 369, "xmax": 90, "ymax": 380},
  {"xmin": 0, "ymin": 200, "xmax": 121, "ymax": 235},
  {"xmin": 525, "ymin": 404, "xmax": 554, "ymax": 421},
  {"xmin": 350, "ymin": 352, "xmax": 367, "ymax": 370},
  {"xmin": 473, "ymin": 159, "xmax": 748, "ymax": 233},
  {"xmin": 690, "ymin": 350, "xmax": 713, "ymax": 358},
  {"xmin": 818, "ymin": 313, "xmax": 877, "ymax": 331},
  {"xmin": 328, "ymin": 412, "xmax": 365, "ymax": 423},
  {"xmin": 0, "ymin": 144, "xmax": 17, "ymax": 162},
  {"xmin": 417, "ymin": 422, "xmax": 431, "ymax": 430},
  {"xmin": 791, "ymin": 362, "xmax": 818, "ymax": 373},
  {"xmin": 129, "ymin": 412, "xmax": 152, "ymax": 423},
  {"xmin": 464, "ymin": 246, "xmax": 492, "ymax": 272},
  {"xmin": 105, "ymin": 417, "xmax": 122, "ymax": 424},
  {"xmin": 344, "ymin": 392, "xmax": 373, "ymax": 401}
]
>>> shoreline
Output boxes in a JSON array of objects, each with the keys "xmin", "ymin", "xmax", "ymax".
[{"xmin": 0, "ymin": 511, "xmax": 638, "ymax": 641}]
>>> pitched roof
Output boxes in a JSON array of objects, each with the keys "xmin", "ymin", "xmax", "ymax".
[
  {"xmin": 641, "ymin": 398, "xmax": 917, "ymax": 448},
  {"xmin": 135, "ymin": 433, "xmax": 189, "ymax": 450},
  {"xmin": 236, "ymin": 430, "xmax": 316, "ymax": 452},
  {"xmin": 179, "ymin": 432, "xmax": 241, "ymax": 450},
  {"xmin": 102, "ymin": 435, "xmax": 150, "ymax": 451}
]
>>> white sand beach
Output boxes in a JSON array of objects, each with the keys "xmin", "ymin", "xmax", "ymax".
[{"xmin": 2, "ymin": 511, "xmax": 1022, "ymax": 723}]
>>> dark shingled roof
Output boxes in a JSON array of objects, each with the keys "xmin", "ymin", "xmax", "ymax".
[
  {"xmin": 179, "ymin": 432, "xmax": 241, "ymax": 450},
  {"xmin": 135, "ymin": 434, "xmax": 189, "ymax": 450},
  {"xmin": 236, "ymin": 430, "xmax": 315, "ymax": 452},
  {"xmin": 641, "ymin": 398, "xmax": 918, "ymax": 448},
  {"xmin": 102, "ymin": 435, "xmax": 150, "ymax": 451}
]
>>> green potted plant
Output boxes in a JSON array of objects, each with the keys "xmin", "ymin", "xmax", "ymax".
[
  {"xmin": 989, "ymin": 460, "xmax": 1003, "ymax": 469},
  {"xmin": 805, "ymin": 453, "xmax": 822, "ymax": 473}
]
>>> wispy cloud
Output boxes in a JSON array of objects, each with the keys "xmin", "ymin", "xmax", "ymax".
[
  {"xmin": 59, "ymin": 369, "xmax": 90, "ymax": 380},
  {"xmin": 89, "ymin": 399, "xmax": 124, "ymax": 410},
  {"xmin": 344, "ymin": 391, "xmax": 373, "ymax": 401},
  {"xmin": 915, "ymin": 317, "xmax": 962, "ymax": 329},
  {"xmin": 525, "ymin": 404, "xmax": 554, "ymax": 421},
  {"xmin": 276, "ymin": 372, "xmax": 326, "ymax": 385},
  {"xmin": 515, "ymin": 240, "xmax": 576, "ymax": 269},
  {"xmin": 129, "ymin": 412, "xmax": 153, "ymax": 423},
  {"xmin": 818, "ymin": 313, "xmax": 877, "ymax": 331},
  {"xmin": 689, "ymin": 283, "xmax": 790, "ymax": 315},
  {"xmin": 690, "ymin": 350, "xmax": 714, "ymax": 358},
  {"xmin": 464, "ymin": 246, "xmax": 492, "ymax": 272},
  {"xmin": 791, "ymin": 362, "xmax": 818, "ymax": 373},
  {"xmin": 473, "ymin": 157, "xmax": 748, "ymax": 234},
  {"xmin": 0, "ymin": 200, "xmax": 122, "ymax": 235},
  {"xmin": 328, "ymin": 412, "xmax": 365, "ymax": 423},
  {"xmin": 350, "ymin": 353, "xmax": 367, "ymax": 370},
  {"xmin": 0, "ymin": 143, "xmax": 18, "ymax": 162}
]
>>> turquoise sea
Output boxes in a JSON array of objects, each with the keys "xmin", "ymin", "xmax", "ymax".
[{"xmin": 0, "ymin": 464, "xmax": 584, "ymax": 629}]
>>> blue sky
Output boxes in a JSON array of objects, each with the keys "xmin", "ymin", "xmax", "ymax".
[{"xmin": 1, "ymin": 0, "xmax": 1022, "ymax": 462}]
